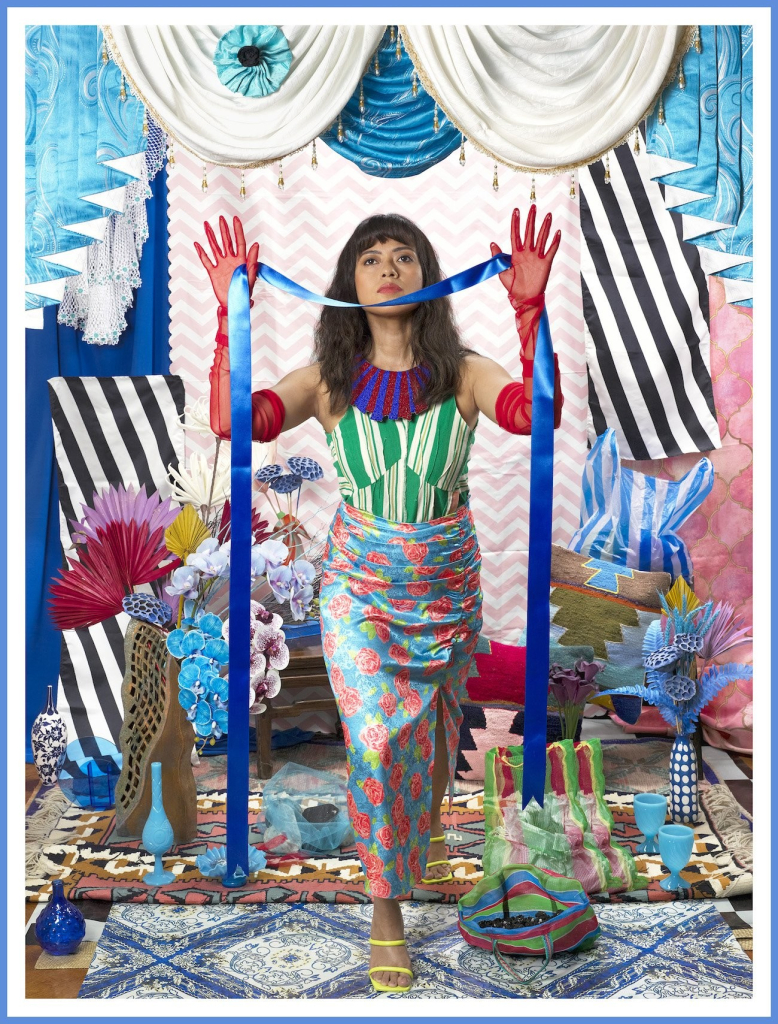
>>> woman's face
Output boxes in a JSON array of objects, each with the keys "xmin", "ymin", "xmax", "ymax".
[{"xmin": 353, "ymin": 237, "xmax": 423, "ymax": 317}]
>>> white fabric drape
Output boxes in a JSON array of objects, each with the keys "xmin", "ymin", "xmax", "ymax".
[
  {"xmin": 106, "ymin": 24, "xmax": 692, "ymax": 172},
  {"xmin": 104, "ymin": 25, "xmax": 385, "ymax": 167},
  {"xmin": 401, "ymin": 26, "xmax": 693, "ymax": 171}
]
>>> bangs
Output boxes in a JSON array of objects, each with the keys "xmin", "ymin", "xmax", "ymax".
[{"xmin": 352, "ymin": 216, "xmax": 422, "ymax": 256}]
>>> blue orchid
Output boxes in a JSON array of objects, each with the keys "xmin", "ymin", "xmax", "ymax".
[
  {"xmin": 267, "ymin": 563, "xmax": 294, "ymax": 603},
  {"xmin": 290, "ymin": 583, "xmax": 314, "ymax": 621},
  {"xmin": 165, "ymin": 565, "xmax": 201, "ymax": 599},
  {"xmin": 258, "ymin": 539, "xmax": 289, "ymax": 571},
  {"xmin": 168, "ymin": 611, "xmax": 231, "ymax": 741}
]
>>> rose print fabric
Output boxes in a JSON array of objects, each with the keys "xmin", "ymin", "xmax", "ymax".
[{"xmin": 319, "ymin": 499, "xmax": 483, "ymax": 898}]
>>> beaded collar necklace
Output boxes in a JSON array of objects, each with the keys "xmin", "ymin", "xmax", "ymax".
[{"xmin": 351, "ymin": 357, "xmax": 431, "ymax": 421}]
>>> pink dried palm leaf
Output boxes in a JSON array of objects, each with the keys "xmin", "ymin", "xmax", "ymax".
[
  {"xmin": 50, "ymin": 520, "xmax": 177, "ymax": 630},
  {"xmin": 698, "ymin": 603, "xmax": 752, "ymax": 662},
  {"xmin": 71, "ymin": 483, "xmax": 180, "ymax": 544}
]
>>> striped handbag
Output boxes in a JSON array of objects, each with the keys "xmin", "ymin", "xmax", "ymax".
[{"xmin": 458, "ymin": 865, "xmax": 600, "ymax": 984}]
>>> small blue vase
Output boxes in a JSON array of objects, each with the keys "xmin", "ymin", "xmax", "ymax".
[
  {"xmin": 141, "ymin": 762, "xmax": 175, "ymax": 886},
  {"xmin": 35, "ymin": 880, "xmax": 85, "ymax": 955}
]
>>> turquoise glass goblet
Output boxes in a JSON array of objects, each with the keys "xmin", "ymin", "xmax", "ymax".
[
  {"xmin": 658, "ymin": 824, "xmax": 695, "ymax": 891},
  {"xmin": 633, "ymin": 793, "xmax": 667, "ymax": 854}
]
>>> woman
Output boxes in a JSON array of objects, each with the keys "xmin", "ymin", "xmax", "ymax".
[{"xmin": 196, "ymin": 207, "xmax": 563, "ymax": 993}]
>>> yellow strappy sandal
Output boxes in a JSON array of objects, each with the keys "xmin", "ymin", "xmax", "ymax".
[
  {"xmin": 367, "ymin": 938, "xmax": 414, "ymax": 993},
  {"xmin": 420, "ymin": 834, "xmax": 453, "ymax": 883}
]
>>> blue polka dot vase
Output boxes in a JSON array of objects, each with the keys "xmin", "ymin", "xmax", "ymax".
[{"xmin": 669, "ymin": 734, "xmax": 699, "ymax": 824}]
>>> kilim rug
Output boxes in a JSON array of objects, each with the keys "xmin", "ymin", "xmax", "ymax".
[
  {"xmin": 77, "ymin": 900, "xmax": 752, "ymax": 999},
  {"xmin": 26, "ymin": 776, "xmax": 751, "ymax": 905}
]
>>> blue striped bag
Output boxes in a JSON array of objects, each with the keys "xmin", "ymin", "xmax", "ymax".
[{"xmin": 569, "ymin": 428, "xmax": 713, "ymax": 580}]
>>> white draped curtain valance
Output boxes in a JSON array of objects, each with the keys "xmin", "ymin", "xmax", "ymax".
[
  {"xmin": 104, "ymin": 25, "xmax": 386, "ymax": 167},
  {"xmin": 106, "ymin": 24, "xmax": 693, "ymax": 173},
  {"xmin": 401, "ymin": 26, "xmax": 694, "ymax": 172}
]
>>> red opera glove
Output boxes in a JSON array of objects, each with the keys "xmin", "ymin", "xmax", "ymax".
[
  {"xmin": 210, "ymin": 296, "xmax": 284, "ymax": 443},
  {"xmin": 495, "ymin": 357, "xmax": 564, "ymax": 435},
  {"xmin": 490, "ymin": 205, "xmax": 562, "ymax": 310},
  {"xmin": 194, "ymin": 215, "xmax": 259, "ymax": 309},
  {"xmin": 209, "ymin": 335, "xmax": 285, "ymax": 442}
]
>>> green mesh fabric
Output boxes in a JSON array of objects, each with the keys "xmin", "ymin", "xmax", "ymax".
[{"xmin": 483, "ymin": 739, "xmax": 646, "ymax": 895}]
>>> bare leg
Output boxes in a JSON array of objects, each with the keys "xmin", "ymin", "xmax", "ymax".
[{"xmin": 369, "ymin": 896, "xmax": 412, "ymax": 990}]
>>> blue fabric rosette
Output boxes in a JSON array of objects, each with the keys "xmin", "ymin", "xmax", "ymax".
[{"xmin": 213, "ymin": 26, "xmax": 293, "ymax": 98}]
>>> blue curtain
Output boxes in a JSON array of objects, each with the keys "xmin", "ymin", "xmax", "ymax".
[
  {"xmin": 25, "ymin": 167, "xmax": 170, "ymax": 760},
  {"xmin": 646, "ymin": 27, "xmax": 752, "ymax": 305},
  {"xmin": 320, "ymin": 28, "xmax": 460, "ymax": 177},
  {"xmin": 26, "ymin": 26, "xmax": 147, "ymax": 310}
]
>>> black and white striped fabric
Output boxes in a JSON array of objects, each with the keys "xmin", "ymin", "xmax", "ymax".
[
  {"xmin": 578, "ymin": 141, "xmax": 721, "ymax": 460},
  {"xmin": 48, "ymin": 376, "xmax": 186, "ymax": 747}
]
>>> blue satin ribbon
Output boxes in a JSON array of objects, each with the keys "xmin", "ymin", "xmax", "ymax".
[
  {"xmin": 229, "ymin": 251, "xmax": 554, "ymax": 824},
  {"xmin": 522, "ymin": 308, "xmax": 555, "ymax": 809},
  {"xmin": 257, "ymin": 252, "xmax": 511, "ymax": 308},
  {"xmin": 224, "ymin": 266, "xmax": 252, "ymax": 886}
]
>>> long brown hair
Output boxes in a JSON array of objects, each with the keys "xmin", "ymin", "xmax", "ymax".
[{"xmin": 312, "ymin": 214, "xmax": 470, "ymax": 414}]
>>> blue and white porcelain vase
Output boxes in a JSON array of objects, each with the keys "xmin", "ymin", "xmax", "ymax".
[
  {"xmin": 141, "ymin": 762, "xmax": 175, "ymax": 886},
  {"xmin": 31, "ymin": 685, "xmax": 68, "ymax": 786},
  {"xmin": 35, "ymin": 879, "xmax": 85, "ymax": 955},
  {"xmin": 669, "ymin": 734, "xmax": 699, "ymax": 824}
]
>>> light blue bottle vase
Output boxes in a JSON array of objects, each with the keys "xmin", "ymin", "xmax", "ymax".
[{"xmin": 141, "ymin": 762, "xmax": 175, "ymax": 886}]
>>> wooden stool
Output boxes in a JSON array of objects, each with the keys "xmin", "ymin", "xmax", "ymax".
[{"xmin": 252, "ymin": 644, "xmax": 339, "ymax": 780}]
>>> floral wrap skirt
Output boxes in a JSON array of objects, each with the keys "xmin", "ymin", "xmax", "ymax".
[{"xmin": 319, "ymin": 499, "xmax": 483, "ymax": 898}]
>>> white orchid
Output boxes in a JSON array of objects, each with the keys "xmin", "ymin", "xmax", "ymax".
[
  {"xmin": 250, "ymin": 668, "xmax": 282, "ymax": 715},
  {"xmin": 168, "ymin": 452, "xmax": 230, "ymax": 512}
]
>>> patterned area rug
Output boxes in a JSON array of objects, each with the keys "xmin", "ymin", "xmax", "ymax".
[
  {"xmin": 26, "ymin": 775, "xmax": 751, "ymax": 905},
  {"xmin": 77, "ymin": 900, "xmax": 752, "ymax": 999}
]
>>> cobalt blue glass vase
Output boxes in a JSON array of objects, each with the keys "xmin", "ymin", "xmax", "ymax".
[
  {"xmin": 35, "ymin": 880, "xmax": 85, "ymax": 955},
  {"xmin": 141, "ymin": 761, "xmax": 175, "ymax": 886}
]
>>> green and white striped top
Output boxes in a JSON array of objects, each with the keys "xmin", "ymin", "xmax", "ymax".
[{"xmin": 325, "ymin": 394, "xmax": 477, "ymax": 523}]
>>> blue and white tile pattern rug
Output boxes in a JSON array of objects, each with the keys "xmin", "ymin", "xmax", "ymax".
[{"xmin": 78, "ymin": 900, "xmax": 752, "ymax": 999}]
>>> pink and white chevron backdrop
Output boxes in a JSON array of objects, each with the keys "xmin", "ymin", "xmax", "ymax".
[{"xmin": 168, "ymin": 145, "xmax": 588, "ymax": 732}]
